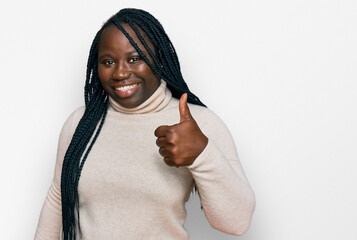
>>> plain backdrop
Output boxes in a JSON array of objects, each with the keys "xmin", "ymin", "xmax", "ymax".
[{"xmin": 1, "ymin": 0, "xmax": 356, "ymax": 239}]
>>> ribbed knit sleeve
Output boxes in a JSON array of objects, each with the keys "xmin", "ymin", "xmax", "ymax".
[
  {"xmin": 35, "ymin": 107, "xmax": 85, "ymax": 240},
  {"xmin": 186, "ymin": 108, "xmax": 255, "ymax": 236}
]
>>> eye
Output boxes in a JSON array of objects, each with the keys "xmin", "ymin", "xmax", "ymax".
[
  {"xmin": 129, "ymin": 56, "xmax": 141, "ymax": 63},
  {"xmin": 103, "ymin": 60, "xmax": 115, "ymax": 65}
]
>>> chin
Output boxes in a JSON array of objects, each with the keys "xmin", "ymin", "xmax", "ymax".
[{"xmin": 116, "ymin": 97, "xmax": 143, "ymax": 108}]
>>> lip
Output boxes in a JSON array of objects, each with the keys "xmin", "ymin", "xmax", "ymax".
[{"xmin": 113, "ymin": 82, "xmax": 141, "ymax": 98}]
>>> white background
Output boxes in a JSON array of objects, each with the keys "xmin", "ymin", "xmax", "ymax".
[{"xmin": 1, "ymin": 0, "xmax": 356, "ymax": 239}]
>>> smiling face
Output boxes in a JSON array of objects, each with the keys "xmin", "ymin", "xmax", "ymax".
[{"xmin": 98, "ymin": 24, "xmax": 161, "ymax": 108}]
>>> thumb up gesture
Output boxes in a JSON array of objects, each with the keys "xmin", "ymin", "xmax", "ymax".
[{"xmin": 154, "ymin": 93, "xmax": 208, "ymax": 167}]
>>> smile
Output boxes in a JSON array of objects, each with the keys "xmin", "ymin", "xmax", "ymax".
[
  {"xmin": 115, "ymin": 83, "xmax": 139, "ymax": 91},
  {"xmin": 113, "ymin": 82, "xmax": 141, "ymax": 99}
]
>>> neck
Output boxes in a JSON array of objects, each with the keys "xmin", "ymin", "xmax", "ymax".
[{"xmin": 108, "ymin": 80, "xmax": 172, "ymax": 114}]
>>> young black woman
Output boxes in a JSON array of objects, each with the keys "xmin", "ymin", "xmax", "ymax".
[{"xmin": 35, "ymin": 8, "xmax": 255, "ymax": 240}]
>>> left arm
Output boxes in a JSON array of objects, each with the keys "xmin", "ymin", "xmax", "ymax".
[
  {"xmin": 154, "ymin": 93, "xmax": 255, "ymax": 235},
  {"xmin": 186, "ymin": 111, "xmax": 255, "ymax": 236}
]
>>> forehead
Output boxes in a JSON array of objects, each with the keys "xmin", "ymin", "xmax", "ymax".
[{"xmin": 98, "ymin": 23, "xmax": 153, "ymax": 53}]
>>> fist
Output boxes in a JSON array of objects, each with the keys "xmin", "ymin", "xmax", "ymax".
[{"xmin": 154, "ymin": 93, "xmax": 208, "ymax": 167}]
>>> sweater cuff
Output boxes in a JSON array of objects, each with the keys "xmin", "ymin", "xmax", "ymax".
[{"xmin": 186, "ymin": 139, "xmax": 222, "ymax": 171}]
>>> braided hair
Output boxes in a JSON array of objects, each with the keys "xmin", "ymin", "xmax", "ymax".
[{"xmin": 60, "ymin": 8, "xmax": 205, "ymax": 239}]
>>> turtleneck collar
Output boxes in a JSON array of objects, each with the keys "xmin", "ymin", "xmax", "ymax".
[{"xmin": 108, "ymin": 80, "xmax": 172, "ymax": 114}]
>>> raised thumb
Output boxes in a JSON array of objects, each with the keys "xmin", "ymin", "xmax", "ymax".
[{"xmin": 179, "ymin": 93, "xmax": 193, "ymax": 123}]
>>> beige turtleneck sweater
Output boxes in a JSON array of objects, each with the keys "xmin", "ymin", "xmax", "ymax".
[{"xmin": 35, "ymin": 80, "xmax": 255, "ymax": 240}]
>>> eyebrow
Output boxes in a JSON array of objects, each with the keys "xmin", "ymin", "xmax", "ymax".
[
  {"xmin": 98, "ymin": 51, "xmax": 142, "ymax": 59},
  {"xmin": 98, "ymin": 53, "xmax": 114, "ymax": 60},
  {"xmin": 127, "ymin": 50, "xmax": 140, "ymax": 55}
]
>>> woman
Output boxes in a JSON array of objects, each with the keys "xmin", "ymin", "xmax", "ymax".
[{"xmin": 35, "ymin": 8, "xmax": 255, "ymax": 240}]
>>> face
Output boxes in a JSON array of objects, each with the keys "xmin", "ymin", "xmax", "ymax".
[{"xmin": 98, "ymin": 24, "xmax": 160, "ymax": 108}]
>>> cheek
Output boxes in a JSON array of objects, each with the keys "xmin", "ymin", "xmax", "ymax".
[
  {"xmin": 98, "ymin": 67, "xmax": 111, "ymax": 83},
  {"xmin": 135, "ymin": 64, "xmax": 150, "ymax": 75},
  {"xmin": 137, "ymin": 65, "xmax": 160, "ymax": 83}
]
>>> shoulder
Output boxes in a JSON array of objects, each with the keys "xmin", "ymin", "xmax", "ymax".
[
  {"xmin": 188, "ymin": 103, "xmax": 226, "ymax": 128},
  {"xmin": 59, "ymin": 106, "xmax": 86, "ymax": 140},
  {"xmin": 63, "ymin": 106, "xmax": 86, "ymax": 129},
  {"xmin": 184, "ymin": 104, "xmax": 234, "ymax": 148},
  {"xmin": 54, "ymin": 106, "xmax": 86, "ymax": 170},
  {"xmin": 188, "ymin": 102, "xmax": 239, "ymax": 162}
]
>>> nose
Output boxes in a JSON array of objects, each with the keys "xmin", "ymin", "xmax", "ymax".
[{"xmin": 113, "ymin": 61, "xmax": 131, "ymax": 80}]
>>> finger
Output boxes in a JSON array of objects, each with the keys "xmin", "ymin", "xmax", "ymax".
[
  {"xmin": 156, "ymin": 137, "xmax": 166, "ymax": 147},
  {"xmin": 159, "ymin": 147, "xmax": 169, "ymax": 157},
  {"xmin": 154, "ymin": 125, "xmax": 170, "ymax": 137},
  {"xmin": 163, "ymin": 157, "xmax": 176, "ymax": 167},
  {"xmin": 179, "ymin": 93, "xmax": 194, "ymax": 123}
]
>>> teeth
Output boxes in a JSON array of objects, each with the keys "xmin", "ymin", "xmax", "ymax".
[{"xmin": 115, "ymin": 84, "xmax": 137, "ymax": 91}]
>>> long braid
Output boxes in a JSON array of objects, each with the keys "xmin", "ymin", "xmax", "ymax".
[
  {"xmin": 60, "ymin": 8, "xmax": 205, "ymax": 240},
  {"xmin": 61, "ymin": 28, "xmax": 109, "ymax": 239}
]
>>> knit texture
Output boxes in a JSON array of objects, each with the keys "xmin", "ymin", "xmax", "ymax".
[{"xmin": 35, "ymin": 81, "xmax": 255, "ymax": 239}]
